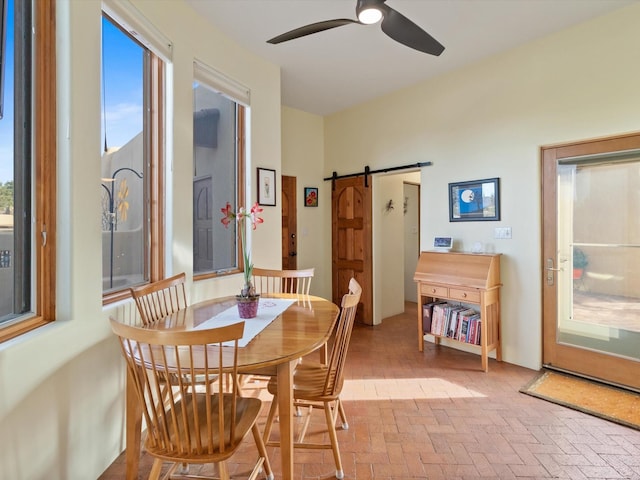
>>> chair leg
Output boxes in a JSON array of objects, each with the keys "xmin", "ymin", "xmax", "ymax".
[
  {"xmin": 337, "ymin": 398, "xmax": 349, "ymax": 430},
  {"xmin": 148, "ymin": 458, "xmax": 163, "ymax": 480},
  {"xmin": 296, "ymin": 404, "xmax": 313, "ymax": 443},
  {"xmin": 251, "ymin": 423, "xmax": 274, "ymax": 480},
  {"xmin": 218, "ymin": 460, "xmax": 230, "ymax": 480},
  {"xmin": 263, "ymin": 395, "xmax": 279, "ymax": 444},
  {"xmin": 323, "ymin": 401, "xmax": 344, "ymax": 479}
]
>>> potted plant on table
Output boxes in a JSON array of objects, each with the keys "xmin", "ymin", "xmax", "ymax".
[
  {"xmin": 221, "ymin": 201, "xmax": 264, "ymax": 318},
  {"xmin": 573, "ymin": 247, "xmax": 588, "ymax": 280}
]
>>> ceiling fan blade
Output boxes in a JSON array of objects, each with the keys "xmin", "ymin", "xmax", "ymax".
[
  {"xmin": 380, "ymin": 5, "xmax": 444, "ymax": 56},
  {"xmin": 267, "ymin": 19, "xmax": 359, "ymax": 44}
]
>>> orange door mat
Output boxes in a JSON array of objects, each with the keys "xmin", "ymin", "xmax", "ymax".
[{"xmin": 520, "ymin": 370, "xmax": 640, "ymax": 431}]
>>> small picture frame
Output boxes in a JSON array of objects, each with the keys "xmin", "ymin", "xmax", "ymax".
[
  {"xmin": 304, "ymin": 187, "xmax": 318, "ymax": 207},
  {"xmin": 433, "ymin": 236, "xmax": 453, "ymax": 250},
  {"xmin": 257, "ymin": 168, "xmax": 276, "ymax": 206},
  {"xmin": 449, "ymin": 177, "xmax": 500, "ymax": 222}
]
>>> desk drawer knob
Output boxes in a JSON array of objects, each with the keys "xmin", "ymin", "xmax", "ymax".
[
  {"xmin": 462, "ymin": 292, "xmax": 467, "ymax": 298},
  {"xmin": 431, "ymin": 288, "xmax": 436, "ymax": 293}
]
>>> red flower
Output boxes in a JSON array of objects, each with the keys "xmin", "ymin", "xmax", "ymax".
[
  {"xmin": 220, "ymin": 201, "xmax": 265, "ymax": 294},
  {"xmin": 220, "ymin": 202, "xmax": 234, "ymax": 228},
  {"xmin": 249, "ymin": 202, "xmax": 264, "ymax": 230}
]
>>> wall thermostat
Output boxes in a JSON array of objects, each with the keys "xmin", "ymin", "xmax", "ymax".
[{"xmin": 433, "ymin": 236, "xmax": 453, "ymax": 249}]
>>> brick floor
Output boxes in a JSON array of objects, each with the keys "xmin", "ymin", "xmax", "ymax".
[{"xmin": 99, "ymin": 302, "xmax": 640, "ymax": 479}]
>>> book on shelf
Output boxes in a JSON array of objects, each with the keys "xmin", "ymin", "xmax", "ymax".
[
  {"xmin": 458, "ymin": 313, "xmax": 469, "ymax": 341},
  {"xmin": 447, "ymin": 305, "xmax": 469, "ymax": 339},
  {"xmin": 422, "ymin": 301, "xmax": 446, "ymax": 334},
  {"xmin": 473, "ymin": 315, "xmax": 480, "ymax": 344},
  {"xmin": 455, "ymin": 308, "xmax": 476, "ymax": 341},
  {"xmin": 431, "ymin": 303, "xmax": 446, "ymax": 336}
]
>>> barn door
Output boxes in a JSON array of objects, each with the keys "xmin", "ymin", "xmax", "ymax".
[{"xmin": 331, "ymin": 176, "xmax": 372, "ymax": 324}]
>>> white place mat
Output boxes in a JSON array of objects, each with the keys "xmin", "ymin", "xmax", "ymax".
[{"xmin": 194, "ymin": 297, "xmax": 295, "ymax": 347}]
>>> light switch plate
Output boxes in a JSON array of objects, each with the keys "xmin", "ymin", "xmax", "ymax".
[{"xmin": 494, "ymin": 227, "xmax": 512, "ymax": 239}]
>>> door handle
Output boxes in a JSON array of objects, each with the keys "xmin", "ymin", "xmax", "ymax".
[
  {"xmin": 545, "ymin": 258, "xmax": 563, "ymax": 285},
  {"xmin": 545, "ymin": 258, "xmax": 563, "ymax": 271}
]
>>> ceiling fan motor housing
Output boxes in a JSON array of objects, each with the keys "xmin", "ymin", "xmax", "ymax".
[{"xmin": 356, "ymin": 0, "xmax": 385, "ymax": 24}]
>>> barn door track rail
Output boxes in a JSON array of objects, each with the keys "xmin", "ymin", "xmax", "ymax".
[{"xmin": 324, "ymin": 161, "xmax": 432, "ymax": 188}]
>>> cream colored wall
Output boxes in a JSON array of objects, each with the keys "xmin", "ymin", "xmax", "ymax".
[
  {"xmin": 281, "ymin": 107, "xmax": 331, "ymax": 299},
  {"xmin": 324, "ymin": 3, "xmax": 640, "ymax": 370},
  {"xmin": 372, "ymin": 175, "xmax": 404, "ymax": 325},
  {"xmin": 403, "ymin": 175, "xmax": 421, "ymax": 303},
  {"xmin": 374, "ymin": 173, "xmax": 421, "ymax": 323},
  {"xmin": 0, "ymin": 0, "xmax": 281, "ymax": 478}
]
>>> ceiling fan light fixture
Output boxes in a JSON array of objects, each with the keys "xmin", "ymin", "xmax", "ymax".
[
  {"xmin": 357, "ymin": 7, "xmax": 382, "ymax": 24},
  {"xmin": 268, "ymin": 0, "xmax": 444, "ymax": 56}
]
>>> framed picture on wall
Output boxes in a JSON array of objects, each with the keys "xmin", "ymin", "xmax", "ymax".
[
  {"xmin": 449, "ymin": 177, "xmax": 500, "ymax": 222},
  {"xmin": 257, "ymin": 168, "xmax": 276, "ymax": 206},
  {"xmin": 304, "ymin": 187, "xmax": 318, "ymax": 207}
]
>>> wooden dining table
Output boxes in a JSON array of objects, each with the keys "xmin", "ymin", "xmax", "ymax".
[{"xmin": 123, "ymin": 293, "xmax": 340, "ymax": 480}]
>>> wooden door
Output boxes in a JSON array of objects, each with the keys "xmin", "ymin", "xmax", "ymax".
[
  {"xmin": 542, "ymin": 132, "xmax": 640, "ymax": 390},
  {"xmin": 281, "ymin": 175, "xmax": 297, "ymax": 270},
  {"xmin": 332, "ymin": 176, "xmax": 372, "ymax": 324},
  {"xmin": 193, "ymin": 175, "xmax": 212, "ymax": 272}
]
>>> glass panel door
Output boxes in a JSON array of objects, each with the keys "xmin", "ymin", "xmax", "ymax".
[
  {"xmin": 557, "ymin": 157, "xmax": 640, "ymax": 362},
  {"xmin": 542, "ymin": 133, "xmax": 640, "ymax": 391}
]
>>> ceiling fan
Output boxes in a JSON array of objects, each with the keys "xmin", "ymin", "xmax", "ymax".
[{"xmin": 267, "ymin": 0, "xmax": 444, "ymax": 56}]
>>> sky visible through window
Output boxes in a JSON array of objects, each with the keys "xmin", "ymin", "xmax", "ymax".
[
  {"xmin": 102, "ymin": 16, "xmax": 143, "ymax": 154},
  {"xmin": 0, "ymin": 10, "xmax": 144, "ymax": 184},
  {"xmin": 0, "ymin": 0, "xmax": 15, "ymax": 184}
]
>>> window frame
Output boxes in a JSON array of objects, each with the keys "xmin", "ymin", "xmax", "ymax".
[
  {"xmin": 0, "ymin": 0, "xmax": 56, "ymax": 342},
  {"xmin": 193, "ymin": 101, "xmax": 246, "ymax": 282},
  {"xmin": 101, "ymin": 12, "xmax": 165, "ymax": 305}
]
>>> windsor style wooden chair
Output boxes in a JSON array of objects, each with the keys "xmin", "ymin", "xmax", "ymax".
[
  {"xmin": 110, "ymin": 318, "xmax": 273, "ymax": 480},
  {"xmin": 130, "ymin": 272, "xmax": 188, "ymax": 326},
  {"xmin": 262, "ymin": 279, "xmax": 362, "ymax": 480}
]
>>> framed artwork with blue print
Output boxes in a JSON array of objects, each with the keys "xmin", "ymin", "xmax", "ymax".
[{"xmin": 449, "ymin": 177, "xmax": 500, "ymax": 222}]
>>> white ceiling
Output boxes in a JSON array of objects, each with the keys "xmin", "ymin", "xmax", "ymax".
[{"xmin": 185, "ymin": 0, "xmax": 635, "ymax": 116}]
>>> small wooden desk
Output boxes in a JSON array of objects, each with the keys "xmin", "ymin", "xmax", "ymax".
[
  {"xmin": 124, "ymin": 294, "xmax": 340, "ymax": 480},
  {"xmin": 414, "ymin": 251, "xmax": 502, "ymax": 372}
]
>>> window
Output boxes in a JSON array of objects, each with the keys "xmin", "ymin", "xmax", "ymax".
[
  {"xmin": 101, "ymin": 7, "xmax": 166, "ymax": 302},
  {"xmin": 192, "ymin": 62, "xmax": 248, "ymax": 278},
  {"xmin": 0, "ymin": 0, "xmax": 56, "ymax": 340}
]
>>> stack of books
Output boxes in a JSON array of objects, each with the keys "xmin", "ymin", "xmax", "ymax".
[{"xmin": 423, "ymin": 302, "xmax": 481, "ymax": 345}]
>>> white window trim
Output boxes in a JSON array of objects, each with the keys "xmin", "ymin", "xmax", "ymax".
[
  {"xmin": 193, "ymin": 60, "xmax": 250, "ymax": 106},
  {"xmin": 102, "ymin": 0, "xmax": 173, "ymax": 61}
]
